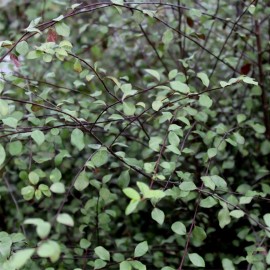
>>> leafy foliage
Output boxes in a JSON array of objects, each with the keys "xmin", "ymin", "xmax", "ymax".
[{"xmin": 0, "ymin": 1, "xmax": 270, "ymax": 269}]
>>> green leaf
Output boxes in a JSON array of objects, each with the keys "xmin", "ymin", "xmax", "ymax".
[
  {"xmin": 248, "ymin": 4, "xmax": 256, "ymax": 14},
  {"xmin": 117, "ymin": 170, "xmax": 130, "ymax": 188},
  {"xmin": 53, "ymin": 15, "xmax": 64, "ymax": 22},
  {"xmin": 237, "ymin": 114, "xmax": 246, "ymax": 124},
  {"xmin": 166, "ymin": 144, "xmax": 181, "ymax": 155},
  {"xmin": 0, "ymin": 143, "xmax": 6, "ymax": 167},
  {"xmin": 16, "ymin": 41, "xmax": 29, "ymax": 56},
  {"xmin": 59, "ymin": 40, "xmax": 72, "ymax": 50},
  {"xmin": 8, "ymin": 141, "xmax": 23, "ymax": 156},
  {"xmin": 31, "ymin": 130, "xmax": 45, "ymax": 146},
  {"xmin": 152, "ymin": 100, "xmax": 163, "ymax": 111},
  {"xmin": 21, "ymin": 185, "xmax": 35, "ymax": 200},
  {"xmin": 242, "ymin": 76, "xmax": 258, "ymax": 85},
  {"xmin": 92, "ymin": 148, "xmax": 109, "ymax": 167},
  {"xmin": 162, "ymin": 29, "xmax": 173, "ymax": 45},
  {"xmin": 142, "ymin": 9, "xmax": 156, "ymax": 17},
  {"xmin": 168, "ymin": 70, "xmax": 178, "ymax": 80},
  {"xmin": 144, "ymin": 189, "xmax": 166, "ymax": 199},
  {"xmin": 149, "ymin": 136, "xmax": 162, "ymax": 152},
  {"xmin": 263, "ymin": 213, "xmax": 270, "ymax": 227},
  {"xmin": 39, "ymin": 184, "xmax": 51, "ymax": 197},
  {"xmin": 178, "ymin": 116, "xmax": 190, "ymax": 126},
  {"xmin": 50, "ymin": 182, "xmax": 65, "ymax": 194},
  {"xmin": 56, "ymin": 213, "xmax": 74, "ymax": 227},
  {"xmin": 74, "ymin": 170, "xmax": 89, "ymax": 191},
  {"xmin": 125, "ymin": 200, "xmax": 139, "ymax": 215},
  {"xmin": 50, "ymin": 168, "xmax": 62, "ymax": 182},
  {"xmin": 37, "ymin": 240, "xmax": 61, "ymax": 262},
  {"xmin": 74, "ymin": 59, "xmax": 82, "ymax": 73},
  {"xmin": 211, "ymin": 175, "xmax": 227, "ymax": 189},
  {"xmin": 222, "ymin": 258, "xmax": 235, "ymax": 270},
  {"xmin": 11, "ymin": 233, "xmax": 25, "ymax": 243},
  {"xmin": 55, "ymin": 22, "xmax": 70, "ymax": 37},
  {"xmin": 199, "ymin": 94, "xmax": 212, "ymax": 108},
  {"xmin": 0, "ymin": 99, "xmax": 9, "ymax": 116},
  {"xmin": 151, "ymin": 208, "xmax": 165, "ymax": 225},
  {"xmin": 112, "ymin": 253, "xmax": 125, "ymax": 262},
  {"xmin": 123, "ymin": 188, "xmax": 140, "ymax": 200},
  {"xmin": 24, "ymin": 218, "xmax": 51, "ymax": 239},
  {"xmin": 111, "ymin": 0, "xmax": 124, "ymax": 5},
  {"xmin": 171, "ymin": 221, "xmax": 186, "ymax": 235},
  {"xmin": 201, "ymin": 176, "xmax": 215, "ymax": 191},
  {"xmin": 168, "ymin": 132, "xmax": 180, "ymax": 146},
  {"xmin": 188, "ymin": 253, "xmax": 205, "ymax": 267},
  {"xmin": 120, "ymin": 83, "xmax": 137, "ymax": 100},
  {"xmin": 230, "ymin": 210, "xmax": 245, "ymax": 219},
  {"xmin": 130, "ymin": 260, "xmax": 147, "ymax": 270},
  {"xmin": 207, "ymin": 148, "xmax": 217, "ymax": 159},
  {"xmin": 197, "ymin": 72, "xmax": 209, "ymax": 87},
  {"xmin": 123, "ymin": 102, "xmax": 136, "ymax": 115},
  {"xmin": 218, "ymin": 207, "xmax": 231, "ymax": 228},
  {"xmin": 179, "ymin": 181, "xmax": 197, "ymax": 191},
  {"xmin": 24, "ymin": 17, "xmax": 42, "ymax": 33},
  {"xmin": 189, "ymin": 8, "xmax": 202, "ymax": 18},
  {"xmin": 29, "ymin": 171, "xmax": 40, "ymax": 185},
  {"xmin": 120, "ymin": 261, "xmax": 132, "ymax": 270},
  {"xmin": 200, "ymin": 197, "xmax": 218, "ymax": 208},
  {"xmin": 239, "ymin": 196, "xmax": 253, "ymax": 204},
  {"xmin": 144, "ymin": 69, "xmax": 160, "ymax": 81},
  {"xmin": 71, "ymin": 3, "xmax": 82, "ymax": 9},
  {"xmin": 94, "ymin": 259, "xmax": 107, "ymax": 269},
  {"xmin": 80, "ymin": 238, "xmax": 91, "ymax": 249},
  {"xmin": 220, "ymin": 81, "xmax": 229, "ymax": 88},
  {"xmin": 94, "ymin": 246, "xmax": 110, "ymax": 261},
  {"xmin": 134, "ymin": 241, "xmax": 148, "ymax": 257},
  {"xmin": 86, "ymin": 74, "xmax": 95, "ymax": 82},
  {"xmin": 0, "ymin": 80, "xmax": 4, "ymax": 94},
  {"xmin": 251, "ymin": 123, "xmax": 266, "ymax": 134},
  {"xmin": 71, "ymin": 128, "xmax": 85, "ymax": 151},
  {"xmin": 137, "ymin": 182, "xmax": 149, "ymax": 195},
  {"xmin": 35, "ymin": 189, "xmax": 42, "ymax": 200},
  {"xmin": 0, "ymin": 232, "xmax": 12, "ymax": 260},
  {"xmin": 192, "ymin": 226, "xmax": 207, "ymax": 242},
  {"xmin": 3, "ymin": 117, "xmax": 18, "ymax": 128},
  {"xmin": 233, "ymin": 132, "xmax": 245, "ymax": 145},
  {"xmin": 267, "ymin": 250, "xmax": 270, "ymax": 265},
  {"xmin": 27, "ymin": 50, "xmax": 39, "ymax": 59},
  {"xmin": 9, "ymin": 248, "xmax": 35, "ymax": 269},
  {"xmin": 170, "ymin": 81, "xmax": 190, "ymax": 94}
]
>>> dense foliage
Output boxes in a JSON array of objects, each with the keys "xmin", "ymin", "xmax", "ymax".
[{"xmin": 0, "ymin": 0, "xmax": 270, "ymax": 269}]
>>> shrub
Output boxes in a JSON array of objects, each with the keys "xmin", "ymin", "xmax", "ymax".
[{"xmin": 0, "ymin": 1, "xmax": 270, "ymax": 269}]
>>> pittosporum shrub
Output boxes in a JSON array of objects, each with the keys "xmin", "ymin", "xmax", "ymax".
[{"xmin": 0, "ymin": 1, "xmax": 270, "ymax": 269}]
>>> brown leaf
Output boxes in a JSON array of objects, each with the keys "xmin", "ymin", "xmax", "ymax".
[
  {"xmin": 187, "ymin": 17, "xmax": 194, "ymax": 28},
  {"xmin": 189, "ymin": 33, "xmax": 205, "ymax": 41},
  {"xmin": 10, "ymin": 53, "xmax": 20, "ymax": 67},
  {"xmin": 31, "ymin": 104, "xmax": 43, "ymax": 112},
  {"xmin": 196, "ymin": 33, "xmax": 206, "ymax": 40},
  {"xmin": 240, "ymin": 63, "xmax": 251, "ymax": 75},
  {"xmin": 47, "ymin": 28, "xmax": 58, "ymax": 42}
]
